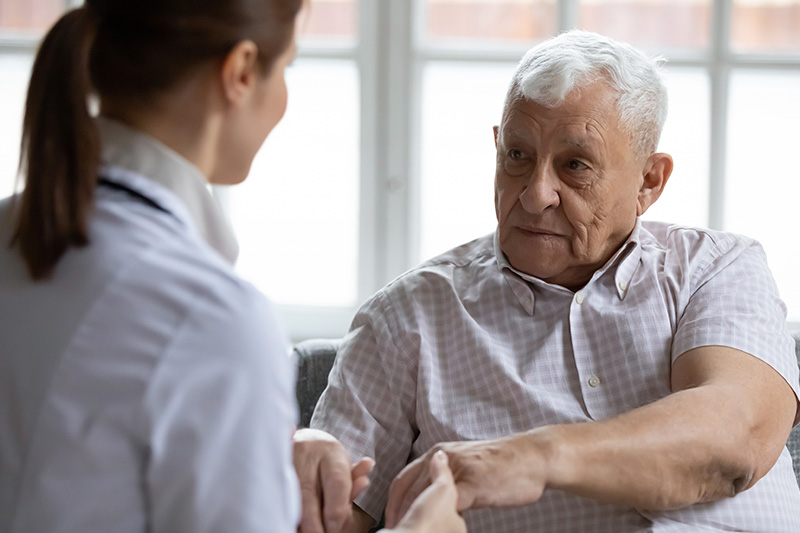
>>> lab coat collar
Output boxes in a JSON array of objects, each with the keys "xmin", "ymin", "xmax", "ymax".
[{"xmin": 96, "ymin": 117, "xmax": 239, "ymax": 264}]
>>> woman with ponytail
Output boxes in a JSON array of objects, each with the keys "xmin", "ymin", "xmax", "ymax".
[{"xmin": 0, "ymin": 1, "xmax": 464, "ymax": 532}]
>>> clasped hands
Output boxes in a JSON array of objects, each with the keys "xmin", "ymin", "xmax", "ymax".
[{"xmin": 294, "ymin": 429, "xmax": 550, "ymax": 533}]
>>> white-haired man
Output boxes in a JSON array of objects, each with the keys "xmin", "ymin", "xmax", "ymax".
[{"xmin": 294, "ymin": 30, "xmax": 800, "ymax": 532}]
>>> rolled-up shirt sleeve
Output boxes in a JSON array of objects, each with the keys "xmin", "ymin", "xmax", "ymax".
[
  {"xmin": 671, "ymin": 231, "xmax": 800, "ymax": 420},
  {"xmin": 311, "ymin": 289, "xmax": 419, "ymax": 521}
]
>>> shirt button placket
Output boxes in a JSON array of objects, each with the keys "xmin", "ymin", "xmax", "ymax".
[{"xmin": 570, "ymin": 289, "xmax": 603, "ymax": 418}]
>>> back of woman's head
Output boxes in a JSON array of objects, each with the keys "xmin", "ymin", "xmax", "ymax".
[
  {"xmin": 12, "ymin": 0, "xmax": 303, "ymax": 280},
  {"xmin": 88, "ymin": 0, "xmax": 300, "ymax": 100}
]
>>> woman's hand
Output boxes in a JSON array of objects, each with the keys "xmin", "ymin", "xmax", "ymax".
[{"xmin": 385, "ymin": 451, "xmax": 467, "ymax": 533}]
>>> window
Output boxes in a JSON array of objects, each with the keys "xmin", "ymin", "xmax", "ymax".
[
  {"xmin": 223, "ymin": 3, "xmax": 363, "ymax": 339},
  {"xmin": 408, "ymin": 0, "xmax": 800, "ymax": 328},
  {"xmin": 0, "ymin": 0, "xmax": 68, "ymax": 199},
  {"xmin": 2, "ymin": 1, "xmax": 799, "ymax": 338}
]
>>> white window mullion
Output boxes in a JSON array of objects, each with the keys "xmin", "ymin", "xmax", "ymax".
[
  {"xmin": 559, "ymin": 0, "xmax": 580, "ymax": 33},
  {"xmin": 708, "ymin": 0, "xmax": 732, "ymax": 230},
  {"xmin": 357, "ymin": 0, "xmax": 383, "ymax": 304},
  {"xmin": 380, "ymin": 0, "xmax": 415, "ymax": 283},
  {"xmin": 407, "ymin": 0, "xmax": 425, "ymax": 269}
]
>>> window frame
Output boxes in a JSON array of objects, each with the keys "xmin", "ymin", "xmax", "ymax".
[{"xmin": 3, "ymin": 0, "xmax": 800, "ymax": 338}]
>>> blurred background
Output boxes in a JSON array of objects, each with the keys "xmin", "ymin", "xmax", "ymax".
[{"xmin": 1, "ymin": 0, "xmax": 799, "ymax": 340}]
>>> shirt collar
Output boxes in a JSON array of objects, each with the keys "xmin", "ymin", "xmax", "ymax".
[
  {"xmin": 96, "ymin": 117, "xmax": 239, "ymax": 264},
  {"xmin": 494, "ymin": 219, "xmax": 644, "ymax": 313}
]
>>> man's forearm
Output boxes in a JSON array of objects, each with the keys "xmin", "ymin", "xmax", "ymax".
[
  {"xmin": 530, "ymin": 386, "xmax": 757, "ymax": 509},
  {"xmin": 526, "ymin": 379, "xmax": 793, "ymax": 509}
]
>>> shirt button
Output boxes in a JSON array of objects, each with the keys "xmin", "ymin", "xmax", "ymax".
[
  {"xmin": 618, "ymin": 281, "xmax": 627, "ymax": 291},
  {"xmin": 575, "ymin": 292, "xmax": 585, "ymax": 305},
  {"xmin": 588, "ymin": 374, "xmax": 600, "ymax": 388}
]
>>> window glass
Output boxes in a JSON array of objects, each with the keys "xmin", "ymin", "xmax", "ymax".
[
  {"xmin": 0, "ymin": 0, "xmax": 64, "ymax": 32},
  {"xmin": 0, "ymin": 54, "xmax": 32, "ymax": 200},
  {"xmin": 228, "ymin": 59, "xmax": 360, "ymax": 308},
  {"xmin": 422, "ymin": 0, "xmax": 557, "ymax": 44},
  {"xmin": 298, "ymin": 0, "xmax": 357, "ymax": 44},
  {"xmin": 726, "ymin": 70, "xmax": 800, "ymax": 321},
  {"xmin": 578, "ymin": 0, "xmax": 711, "ymax": 50},
  {"xmin": 418, "ymin": 62, "xmax": 516, "ymax": 260},
  {"xmin": 641, "ymin": 68, "xmax": 710, "ymax": 227},
  {"xmin": 731, "ymin": 0, "xmax": 800, "ymax": 54}
]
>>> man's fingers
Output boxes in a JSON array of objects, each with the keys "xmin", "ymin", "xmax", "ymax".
[{"xmin": 320, "ymin": 455, "xmax": 354, "ymax": 533}]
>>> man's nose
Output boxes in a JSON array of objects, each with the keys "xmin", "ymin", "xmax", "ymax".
[{"xmin": 519, "ymin": 163, "xmax": 560, "ymax": 214}]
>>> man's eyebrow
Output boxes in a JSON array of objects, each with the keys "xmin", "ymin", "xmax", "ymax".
[
  {"xmin": 500, "ymin": 130, "xmax": 534, "ymax": 144},
  {"xmin": 561, "ymin": 138, "xmax": 594, "ymax": 150}
]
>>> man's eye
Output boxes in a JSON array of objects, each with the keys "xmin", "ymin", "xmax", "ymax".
[
  {"xmin": 508, "ymin": 149, "xmax": 525, "ymax": 160},
  {"xmin": 567, "ymin": 159, "xmax": 589, "ymax": 171}
]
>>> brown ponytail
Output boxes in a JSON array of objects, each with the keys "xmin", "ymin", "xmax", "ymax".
[
  {"xmin": 12, "ymin": 7, "xmax": 99, "ymax": 280},
  {"xmin": 11, "ymin": 0, "xmax": 303, "ymax": 281}
]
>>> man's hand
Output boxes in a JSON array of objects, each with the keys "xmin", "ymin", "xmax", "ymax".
[
  {"xmin": 384, "ymin": 435, "xmax": 550, "ymax": 528},
  {"xmin": 385, "ymin": 451, "xmax": 466, "ymax": 533},
  {"xmin": 293, "ymin": 428, "xmax": 375, "ymax": 533}
]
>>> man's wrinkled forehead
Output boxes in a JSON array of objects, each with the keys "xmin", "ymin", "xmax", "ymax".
[
  {"xmin": 500, "ymin": 85, "xmax": 617, "ymax": 140},
  {"xmin": 499, "ymin": 119, "xmax": 607, "ymax": 158}
]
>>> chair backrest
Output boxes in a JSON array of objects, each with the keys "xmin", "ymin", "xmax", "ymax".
[
  {"xmin": 294, "ymin": 338, "xmax": 340, "ymax": 428},
  {"xmin": 789, "ymin": 332, "xmax": 800, "ymax": 484},
  {"xmin": 294, "ymin": 335, "xmax": 800, "ymax": 488}
]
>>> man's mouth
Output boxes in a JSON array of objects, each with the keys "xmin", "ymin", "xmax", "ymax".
[{"xmin": 517, "ymin": 226, "xmax": 562, "ymax": 237}]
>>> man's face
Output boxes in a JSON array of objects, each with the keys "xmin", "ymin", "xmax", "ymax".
[{"xmin": 494, "ymin": 81, "xmax": 648, "ymax": 290}]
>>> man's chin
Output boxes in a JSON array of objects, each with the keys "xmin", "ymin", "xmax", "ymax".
[{"xmin": 506, "ymin": 255, "xmax": 567, "ymax": 282}]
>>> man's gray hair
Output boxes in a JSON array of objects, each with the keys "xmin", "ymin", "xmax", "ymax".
[{"xmin": 506, "ymin": 30, "xmax": 668, "ymax": 156}]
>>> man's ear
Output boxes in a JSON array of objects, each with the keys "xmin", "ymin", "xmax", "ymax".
[
  {"xmin": 636, "ymin": 152, "xmax": 673, "ymax": 216},
  {"xmin": 219, "ymin": 40, "xmax": 260, "ymax": 106},
  {"xmin": 493, "ymin": 125, "xmax": 499, "ymax": 147}
]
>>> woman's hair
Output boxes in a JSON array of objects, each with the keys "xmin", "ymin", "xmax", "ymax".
[
  {"xmin": 505, "ymin": 30, "xmax": 668, "ymax": 158},
  {"xmin": 12, "ymin": 0, "xmax": 303, "ymax": 280}
]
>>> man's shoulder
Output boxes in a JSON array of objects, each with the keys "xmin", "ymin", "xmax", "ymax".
[
  {"xmin": 359, "ymin": 233, "xmax": 498, "ymax": 318},
  {"xmin": 389, "ymin": 233, "xmax": 496, "ymax": 286},
  {"xmin": 640, "ymin": 220, "xmax": 756, "ymax": 255},
  {"xmin": 419, "ymin": 233, "xmax": 496, "ymax": 268},
  {"xmin": 639, "ymin": 220, "xmax": 765, "ymax": 286}
]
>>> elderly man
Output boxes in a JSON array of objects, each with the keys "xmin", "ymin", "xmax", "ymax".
[{"xmin": 295, "ymin": 30, "xmax": 800, "ymax": 532}]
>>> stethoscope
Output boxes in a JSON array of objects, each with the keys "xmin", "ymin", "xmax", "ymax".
[{"xmin": 98, "ymin": 177, "xmax": 169, "ymax": 215}]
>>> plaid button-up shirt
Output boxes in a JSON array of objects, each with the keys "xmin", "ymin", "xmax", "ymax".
[{"xmin": 312, "ymin": 220, "xmax": 800, "ymax": 532}]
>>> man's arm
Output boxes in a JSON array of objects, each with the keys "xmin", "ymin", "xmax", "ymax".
[
  {"xmin": 299, "ymin": 289, "xmax": 420, "ymax": 532},
  {"xmin": 386, "ymin": 345, "xmax": 798, "ymax": 526}
]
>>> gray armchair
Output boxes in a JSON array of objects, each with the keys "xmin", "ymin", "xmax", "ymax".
[
  {"xmin": 295, "ymin": 338, "xmax": 341, "ymax": 429},
  {"xmin": 294, "ymin": 335, "xmax": 800, "ymax": 488}
]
